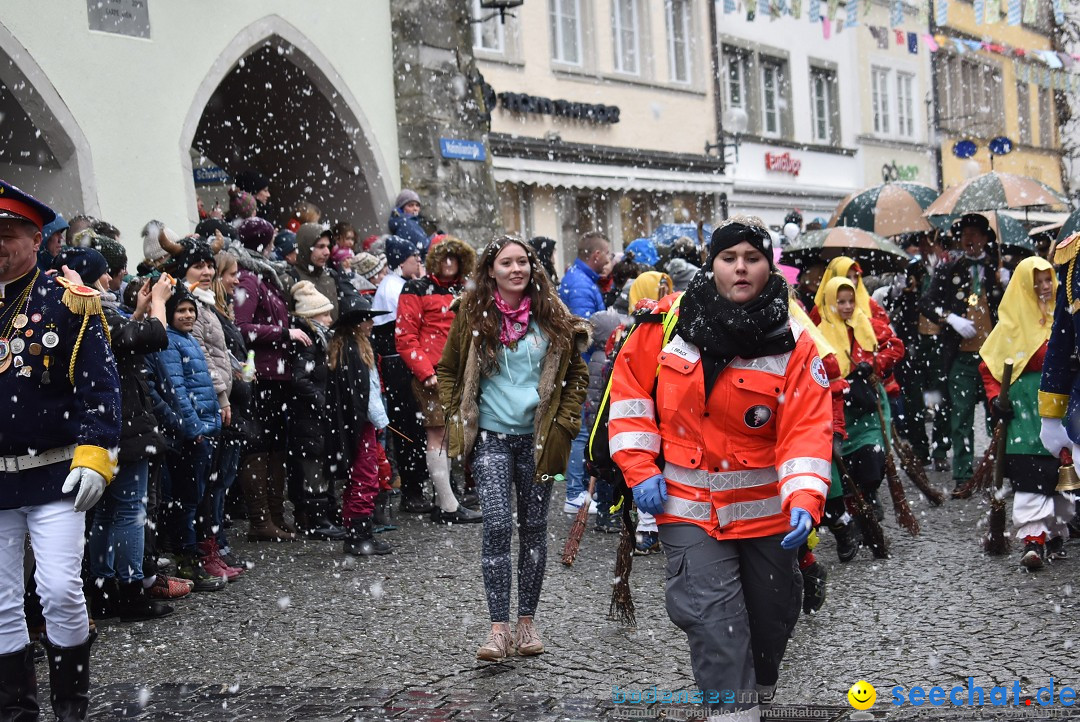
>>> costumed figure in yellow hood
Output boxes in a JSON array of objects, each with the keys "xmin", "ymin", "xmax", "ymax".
[
  {"xmin": 978, "ymin": 256, "xmax": 1070, "ymax": 570},
  {"xmin": 816, "ymin": 277, "xmax": 904, "ymax": 554},
  {"xmin": 809, "ymin": 256, "xmax": 891, "ymax": 326}
]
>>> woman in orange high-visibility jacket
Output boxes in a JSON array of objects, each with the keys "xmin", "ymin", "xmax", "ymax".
[{"xmin": 609, "ymin": 217, "xmax": 832, "ymax": 721}]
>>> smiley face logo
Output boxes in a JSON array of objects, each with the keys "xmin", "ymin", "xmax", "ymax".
[{"xmin": 847, "ymin": 680, "xmax": 877, "ymax": 710}]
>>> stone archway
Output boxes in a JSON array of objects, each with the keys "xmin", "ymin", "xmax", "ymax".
[
  {"xmin": 0, "ymin": 22, "xmax": 97, "ymax": 218},
  {"xmin": 179, "ymin": 16, "xmax": 392, "ymax": 233}
]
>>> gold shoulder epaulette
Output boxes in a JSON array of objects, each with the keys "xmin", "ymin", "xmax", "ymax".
[
  {"xmin": 56, "ymin": 277, "xmax": 103, "ymax": 316},
  {"xmin": 1053, "ymin": 232, "xmax": 1080, "ymax": 266}
]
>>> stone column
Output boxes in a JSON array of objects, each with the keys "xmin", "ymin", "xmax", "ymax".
[{"xmin": 390, "ymin": 0, "xmax": 502, "ymax": 246}]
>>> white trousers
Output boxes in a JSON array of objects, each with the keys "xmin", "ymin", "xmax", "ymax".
[
  {"xmin": 1013, "ymin": 491, "xmax": 1074, "ymax": 541},
  {"xmin": 0, "ymin": 500, "xmax": 89, "ymax": 653}
]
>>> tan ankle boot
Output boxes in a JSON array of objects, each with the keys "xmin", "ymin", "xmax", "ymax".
[
  {"xmin": 514, "ymin": 619, "xmax": 544, "ymax": 656},
  {"xmin": 476, "ymin": 627, "xmax": 513, "ymax": 661}
]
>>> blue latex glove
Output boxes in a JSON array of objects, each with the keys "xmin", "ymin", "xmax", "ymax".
[
  {"xmin": 780, "ymin": 508, "xmax": 813, "ymax": 549},
  {"xmin": 632, "ymin": 474, "xmax": 667, "ymax": 516}
]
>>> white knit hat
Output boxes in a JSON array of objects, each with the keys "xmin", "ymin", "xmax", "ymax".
[
  {"xmin": 291, "ymin": 280, "xmax": 334, "ymax": 318},
  {"xmin": 142, "ymin": 221, "xmax": 177, "ymax": 266}
]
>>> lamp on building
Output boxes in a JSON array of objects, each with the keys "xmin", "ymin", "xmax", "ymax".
[
  {"xmin": 476, "ymin": 0, "xmax": 524, "ymax": 24},
  {"xmin": 706, "ymin": 107, "xmax": 748, "ymax": 163}
]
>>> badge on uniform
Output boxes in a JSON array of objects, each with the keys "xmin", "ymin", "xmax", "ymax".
[{"xmin": 10, "ymin": 338, "xmax": 25, "ymax": 354}]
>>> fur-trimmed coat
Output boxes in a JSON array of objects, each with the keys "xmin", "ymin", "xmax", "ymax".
[{"xmin": 437, "ymin": 304, "xmax": 590, "ymax": 483}]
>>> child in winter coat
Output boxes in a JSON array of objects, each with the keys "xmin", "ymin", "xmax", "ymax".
[
  {"xmin": 154, "ymin": 287, "xmax": 223, "ymax": 589},
  {"xmin": 327, "ymin": 295, "xmax": 392, "ymax": 556},
  {"xmin": 288, "ymin": 281, "xmax": 346, "ymax": 541}
]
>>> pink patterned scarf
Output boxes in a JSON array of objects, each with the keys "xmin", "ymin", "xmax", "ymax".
[{"xmin": 494, "ymin": 291, "xmax": 531, "ymax": 347}]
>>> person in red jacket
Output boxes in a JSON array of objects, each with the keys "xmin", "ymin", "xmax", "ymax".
[
  {"xmin": 395, "ymin": 236, "xmax": 482, "ymax": 524},
  {"xmin": 608, "ymin": 217, "xmax": 832, "ymax": 720}
]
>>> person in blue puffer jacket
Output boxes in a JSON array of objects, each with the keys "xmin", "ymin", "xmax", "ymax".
[
  {"xmin": 387, "ymin": 189, "xmax": 431, "ymax": 260},
  {"xmin": 152, "ymin": 285, "xmax": 223, "ymax": 590}
]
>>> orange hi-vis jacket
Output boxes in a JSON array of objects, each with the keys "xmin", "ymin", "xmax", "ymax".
[{"xmin": 608, "ymin": 293, "xmax": 833, "ymax": 540}]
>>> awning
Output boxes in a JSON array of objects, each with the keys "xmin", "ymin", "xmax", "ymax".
[{"xmin": 491, "ymin": 156, "xmax": 733, "ymax": 194}]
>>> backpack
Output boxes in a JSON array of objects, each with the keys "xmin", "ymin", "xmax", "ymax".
[{"xmin": 585, "ymin": 294, "xmax": 683, "ymax": 476}]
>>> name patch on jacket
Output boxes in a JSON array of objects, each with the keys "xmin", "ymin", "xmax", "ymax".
[
  {"xmin": 810, "ymin": 356, "xmax": 829, "ymax": 388},
  {"xmin": 744, "ymin": 405, "xmax": 773, "ymax": 428},
  {"xmin": 662, "ymin": 335, "xmax": 700, "ymax": 364}
]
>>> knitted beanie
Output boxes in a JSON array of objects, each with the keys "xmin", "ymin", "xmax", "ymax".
[{"xmin": 291, "ymin": 280, "xmax": 334, "ymax": 318}]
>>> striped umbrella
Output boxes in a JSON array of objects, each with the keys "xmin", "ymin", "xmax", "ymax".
[
  {"xmin": 924, "ymin": 171, "xmax": 1066, "ymax": 217},
  {"xmin": 828, "ymin": 182, "xmax": 940, "ymax": 236},
  {"xmin": 780, "ymin": 227, "xmax": 910, "ymax": 275}
]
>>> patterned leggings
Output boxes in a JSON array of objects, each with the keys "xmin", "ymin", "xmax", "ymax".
[{"xmin": 472, "ymin": 431, "xmax": 553, "ymax": 623}]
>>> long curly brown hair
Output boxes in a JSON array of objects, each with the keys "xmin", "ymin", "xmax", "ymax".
[{"xmin": 461, "ymin": 235, "xmax": 578, "ymax": 376}]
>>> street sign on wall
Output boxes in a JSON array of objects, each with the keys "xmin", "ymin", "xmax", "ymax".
[
  {"xmin": 439, "ymin": 138, "xmax": 486, "ymax": 162},
  {"xmin": 87, "ymin": 0, "xmax": 151, "ymax": 38}
]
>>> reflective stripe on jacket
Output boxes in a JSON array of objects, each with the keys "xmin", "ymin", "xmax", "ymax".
[{"xmin": 608, "ymin": 293, "xmax": 833, "ymax": 540}]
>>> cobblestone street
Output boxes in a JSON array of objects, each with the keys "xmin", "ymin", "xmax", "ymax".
[{"xmin": 82, "ymin": 463, "xmax": 1079, "ymax": 721}]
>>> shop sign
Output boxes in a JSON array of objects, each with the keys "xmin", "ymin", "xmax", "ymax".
[
  {"xmin": 496, "ymin": 91, "xmax": 620, "ymax": 124},
  {"xmin": 439, "ymin": 138, "xmax": 487, "ymax": 162},
  {"xmin": 881, "ymin": 161, "xmax": 920, "ymax": 182},
  {"xmin": 193, "ymin": 166, "xmax": 229, "ymax": 186},
  {"xmin": 765, "ymin": 152, "xmax": 801, "ymax": 177},
  {"xmin": 87, "ymin": 0, "xmax": 151, "ymax": 38}
]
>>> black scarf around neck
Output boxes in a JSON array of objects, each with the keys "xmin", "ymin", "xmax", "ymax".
[{"xmin": 676, "ymin": 270, "xmax": 795, "ymax": 395}]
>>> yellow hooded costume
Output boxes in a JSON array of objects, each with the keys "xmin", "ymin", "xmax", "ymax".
[
  {"xmin": 979, "ymin": 256, "xmax": 1056, "ymax": 385},
  {"xmin": 628, "ymin": 271, "xmax": 674, "ymax": 311},
  {"xmin": 814, "ymin": 256, "xmax": 873, "ymax": 319},
  {"xmin": 816, "ymin": 277, "xmax": 878, "ymax": 378}
]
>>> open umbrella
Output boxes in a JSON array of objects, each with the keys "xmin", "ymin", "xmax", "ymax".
[
  {"xmin": 829, "ymin": 182, "xmax": 939, "ymax": 236},
  {"xmin": 1055, "ymin": 208, "xmax": 1080, "ymax": 242},
  {"xmin": 924, "ymin": 171, "xmax": 1066, "ymax": 217},
  {"xmin": 928, "ymin": 212, "xmax": 1036, "ymax": 254},
  {"xmin": 779, "ymin": 227, "xmax": 910, "ymax": 275}
]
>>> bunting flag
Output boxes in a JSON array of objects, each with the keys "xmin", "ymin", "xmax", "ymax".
[
  {"xmin": 908, "ymin": 32, "xmax": 919, "ymax": 53},
  {"xmin": 895, "ymin": 29, "xmax": 905, "ymax": 44},
  {"xmin": 863, "ymin": 0, "xmax": 873, "ymax": 17},
  {"xmin": 1023, "ymin": 0, "xmax": 1037, "ymax": 24},
  {"xmin": 922, "ymin": 33, "xmax": 939, "ymax": 52},
  {"xmin": 847, "ymin": 0, "xmax": 859, "ymax": 27},
  {"xmin": 809, "ymin": 0, "xmax": 821, "ymax": 21},
  {"xmin": 917, "ymin": 0, "xmax": 929, "ymax": 27},
  {"xmin": 935, "ymin": 0, "xmax": 948, "ymax": 25},
  {"xmin": 1052, "ymin": 0, "xmax": 1064, "ymax": 24},
  {"xmin": 792, "ymin": 0, "xmax": 802, "ymax": 19},
  {"xmin": 724, "ymin": 0, "xmax": 737, "ymax": 13},
  {"xmin": 974, "ymin": 0, "xmax": 985, "ymax": 24},
  {"xmin": 890, "ymin": 0, "xmax": 903, "ymax": 25},
  {"xmin": 827, "ymin": 0, "xmax": 841, "ymax": 20},
  {"xmin": 1007, "ymin": 0, "xmax": 1021, "ymax": 24},
  {"xmin": 951, "ymin": 37, "xmax": 968, "ymax": 53},
  {"xmin": 985, "ymin": 0, "xmax": 1000, "ymax": 24},
  {"xmin": 823, "ymin": 15, "xmax": 832, "ymax": 37},
  {"xmin": 760, "ymin": 0, "xmax": 770, "ymax": 18},
  {"xmin": 869, "ymin": 25, "xmax": 889, "ymax": 49}
]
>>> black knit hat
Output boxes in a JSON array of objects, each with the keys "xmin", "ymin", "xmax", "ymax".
[
  {"xmin": 234, "ymin": 170, "xmax": 270, "ymax": 195},
  {"xmin": 52, "ymin": 247, "xmax": 108, "ymax": 284},
  {"xmin": 708, "ymin": 217, "xmax": 775, "ymax": 267},
  {"xmin": 165, "ymin": 284, "xmax": 199, "ymax": 325},
  {"xmin": 167, "ymin": 237, "xmax": 215, "ymax": 279}
]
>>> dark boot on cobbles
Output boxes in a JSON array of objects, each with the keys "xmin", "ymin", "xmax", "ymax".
[
  {"xmin": 344, "ymin": 518, "xmax": 392, "ymax": 556},
  {"xmin": 115, "ymin": 581, "xmax": 174, "ymax": 622},
  {"xmin": 372, "ymin": 491, "xmax": 397, "ymax": 533},
  {"xmin": 42, "ymin": 635, "xmax": 91, "ymax": 722},
  {"xmin": 302, "ymin": 498, "xmax": 347, "ymax": 541},
  {"xmin": 86, "ymin": 577, "xmax": 118, "ymax": 621},
  {"xmin": 830, "ymin": 522, "xmax": 859, "ymax": 563},
  {"xmin": 175, "ymin": 553, "xmax": 227, "ymax": 592},
  {"xmin": 801, "ymin": 560, "xmax": 827, "ymax": 614},
  {"xmin": 0, "ymin": 644, "xmax": 39, "ymax": 721}
]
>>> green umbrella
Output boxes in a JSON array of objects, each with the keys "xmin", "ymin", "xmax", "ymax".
[
  {"xmin": 780, "ymin": 227, "xmax": 910, "ymax": 275},
  {"xmin": 829, "ymin": 182, "xmax": 939, "ymax": 236},
  {"xmin": 924, "ymin": 171, "xmax": 1066, "ymax": 216},
  {"xmin": 929, "ymin": 212, "xmax": 1036, "ymax": 254},
  {"xmin": 1056, "ymin": 208, "xmax": 1080, "ymax": 242}
]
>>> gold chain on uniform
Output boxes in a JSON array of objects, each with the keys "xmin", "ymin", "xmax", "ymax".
[{"xmin": 0, "ymin": 269, "xmax": 39, "ymax": 339}]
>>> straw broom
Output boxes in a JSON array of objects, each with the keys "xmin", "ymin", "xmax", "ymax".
[
  {"xmin": 891, "ymin": 426, "xmax": 946, "ymax": 506},
  {"xmin": 835, "ymin": 455, "xmax": 888, "ymax": 558},
  {"xmin": 608, "ymin": 472, "xmax": 637, "ymax": 626},
  {"xmin": 873, "ymin": 382, "xmax": 920, "ymax": 537},
  {"xmin": 984, "ymin": 361, "xmax": 1013, "ymax": 555},
  {"xmin": 561, "ymin": 477, "xmax": 596, "ymax": 566},
  {"xmin": 950, "ymin": 425, "xmax": 1002, "ymax": 499}
]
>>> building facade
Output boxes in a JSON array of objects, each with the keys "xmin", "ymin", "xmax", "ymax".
[
  {"xmin": 474, "ymin": 0, "xmax": 730, "ymax": 269},
  {"xmin": 0, "ymin": 2, "xmax": 399, "ymax": 251},
  {"xmin": 714, "ymin": 6, "xmax": 863, "ymax": 226},
  {"xmin": 854, "ymin": 1, "xmax": 939, "ymax": 192},
  {"xmin": 931, "ymin": 0, "xmax": 1064, "ymax": 191}
]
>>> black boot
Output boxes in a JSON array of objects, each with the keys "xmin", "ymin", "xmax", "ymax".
[
  {"xmin": 115, "ymin": 581, "xmax": 174, "ymax": 622},
  {"xmin": 302, "ymin": 498, "xmax": 347, "ymax": 541},
  {"xmin": 343, "ymin": 518, "xmax": 392, "ymax": 556},
  {"xmin": 400, "ymin": 495, "xmax": 433, "ymax": 514},
  {"xmin": 830, "ymin": 522, "xmax": 860, "ymax": 563},
  {"xmin": 0, "ymin": 645, "xmax": 39, "ymax": 721},
  {"xmin": 430, "ymin": 505, "xmax": 483, "ymax": 524},
  {"xmin": 372, "ymin": 491, "xmax": 398, "ymax": 533},
  {"xmin": 86, "ymin": 577, "xmax": 119, "ymax": 621},
  {"xmin": 801, "ymin": 560, "xmax": 828, "ymax": 614},
  {"xmin": 42, "ymin": 636, "xmax": 91, "ymax": 721}
]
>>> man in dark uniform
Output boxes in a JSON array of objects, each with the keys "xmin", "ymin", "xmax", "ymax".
[
  {"xmin": 0, "ymin": 180, "xmax": 120, "ymax": 721},
  {"xmin": 918, "ymin": 214, "xmax": 1005, "ymax": 490},
  {"xmin": 1038, "ymin": 231, "xmax": 1080, "ymax": 534}
]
